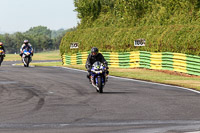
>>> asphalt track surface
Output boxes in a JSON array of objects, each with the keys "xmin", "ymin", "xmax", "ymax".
[{"xmin": 0, "ymin": 61, "xmax": 200, "ymax": 133}]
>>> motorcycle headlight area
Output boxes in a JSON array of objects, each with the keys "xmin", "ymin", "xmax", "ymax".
[{"xmin": 92, "ymin": 69, "xmax": 103, "ymax": 74}]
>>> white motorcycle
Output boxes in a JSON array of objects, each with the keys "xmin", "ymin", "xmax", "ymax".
[{"xmin": 22, "ymin": 49, "xmax": 32, "ymax": 67}]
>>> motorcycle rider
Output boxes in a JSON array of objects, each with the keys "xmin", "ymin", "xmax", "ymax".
[
  {"xmin": 0, "ymin": 42, "xmax": 6, "ymax": 55},
  {"xmin": 85, "ymin": 47, "xmax": 109, "ymax": 83},
  {"xmin": 20, "ymin": 40, "xmax": 33, "ymax": 57},
  {"xmin": 0, "ymin": 42, "xmax": 6, "ymax": 66}
]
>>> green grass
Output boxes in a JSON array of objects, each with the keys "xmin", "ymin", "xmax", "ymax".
[
  {"xmin": 4, "ymin": 50, "xmax": 61, "ymax": 61},
  {"xmin": 32, "ymin": 62, "xmax": 200, "ymax": 91},
  {"xmin": 33, "ymin": 50, "xmax": 61, "ymax": 60},
  {"xmin": 109, "ymin": 68, "xmax": 200, "ymax": 90},
  {"xmin": 32, "ymin": 62, "xmax": 62, "ymax": 66},
  {"xmin": 4, "ymin": 54, "xmax": 21, "ymax": 61}
]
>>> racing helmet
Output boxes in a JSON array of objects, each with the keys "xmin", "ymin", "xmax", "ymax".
[
  {"xmin": 24, "ymin": 40, "xmax": 29, "ymax": 44},
  {"xmin": 91, "ymin": 47, "xmax": 98, "ymax": 56}
]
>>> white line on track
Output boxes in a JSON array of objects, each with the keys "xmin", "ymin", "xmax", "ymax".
[
  {"xmin": 11, "ymin": 64, "xmax": 35, "ymax": 67},
  {"xmin": 1, "ymin": 120, "xmax": 200, "ymax": 128},
  {"xmin": 54, "ymin": 66, "xmax": 200, "ymax": 94},
  {"xmin": 185, "ymin": 131, "xmax": 200, "ymax": 133}
]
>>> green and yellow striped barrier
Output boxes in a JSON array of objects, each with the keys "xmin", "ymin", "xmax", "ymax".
[{"xmin": 62, "ymin": 51, "xmax": 200, "ymax": 76}]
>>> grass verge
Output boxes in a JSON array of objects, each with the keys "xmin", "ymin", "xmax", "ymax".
[
  {"xmin": 33, "ymin": 62, "xmax": 200, "ymax": 91},
  {"xmin": 4, "ymin": 50, "xmax": 61, "ymax": 61},
  {"xmin": 32, "ymin": 62, "xmax": 62, "ymax": 66}
]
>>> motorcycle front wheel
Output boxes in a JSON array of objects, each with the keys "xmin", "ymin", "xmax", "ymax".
[
  {"xmin": 0, "ymin": 56, "xmax": 3, "ymax": 66},
  {"xmin": 24, "ymin": 57, "xmax": 30, "ymax": 67},
  {"xmin": 97, "ymin": 77, "xmax": 103, "ymax": 93}
]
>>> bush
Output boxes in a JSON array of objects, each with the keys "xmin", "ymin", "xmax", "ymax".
[{"xmin": 60, "ymin": 25, "xmax": 200, "ymax": 56}]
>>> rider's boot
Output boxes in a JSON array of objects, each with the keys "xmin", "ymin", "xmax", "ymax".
[
  {"xmin": 106, "ymin": 75, "xmax": 108, "ymax": 82},
  {"xmin": 87, "ymin": 74, "xmax": 91, "ymax": 84},
  {"xmin": 105, "ymin": 71, "xmax": 109, "ymax": 82}
]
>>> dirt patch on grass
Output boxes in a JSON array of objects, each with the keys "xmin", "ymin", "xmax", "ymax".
[
  {"xmin": 149, "ymin": 69, "xmax": 200, "ymax": 78},
  {"xmin": 110, "ymin": 68, "xmax": 144, "ymax": 72},
  {"xmin": 165, "ymin": 80, "xmax": 200, "ymax": 87}
]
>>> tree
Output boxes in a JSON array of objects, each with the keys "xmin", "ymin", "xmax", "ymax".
[
  {"xmin": 0, "ymin": 26, "xmax": 73, "ymax": 53},
  {"xmin": 25, "ymin": 26, "xmax": 52, "ymax": 38}
]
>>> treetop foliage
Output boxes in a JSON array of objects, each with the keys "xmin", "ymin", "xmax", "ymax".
[
  {"xmin": 74, "ymin": 0, "xmax": 200, "ymax": 28},
  {"xmin": 60, "ymin": 0, "xmax": 200, "ymax": 56},
  {"xmin": 0, "ymin": 26, "xmax": 72, "ymax": 53},
  {"xmin": 25, "ymin": 26, "xmax": 52, "ymax": 38}
]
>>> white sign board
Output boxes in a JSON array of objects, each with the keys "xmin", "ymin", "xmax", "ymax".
[
  {"xmin": 134, "ymin": 39, "xmax": 145, "ymax": 46},
  {"xmin": 70, "ymin": 42, "xmax": 79, "ymax": 49}
]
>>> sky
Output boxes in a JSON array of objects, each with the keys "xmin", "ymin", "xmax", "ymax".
[{"xmin": 0, "ymin": 0, "xmax": 78, "ymax": 33}]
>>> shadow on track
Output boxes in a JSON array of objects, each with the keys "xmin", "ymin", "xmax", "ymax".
[{"xmin": 102, "ymin": 91, "xmax": 137, "ymax": 94}]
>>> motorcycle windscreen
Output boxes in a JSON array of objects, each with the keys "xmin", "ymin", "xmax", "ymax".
[{"xmin": 92, "ymin": 61, "xmax": 101, "ymax": 69}]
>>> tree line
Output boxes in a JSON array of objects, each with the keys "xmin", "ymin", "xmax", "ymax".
[{"xmin": 0, "ymin": 26, "xmax": 76, "ymax": 54}]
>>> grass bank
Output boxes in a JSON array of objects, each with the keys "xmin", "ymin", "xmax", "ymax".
[{"xmin": 60, "ymin": 26, "xmax": 200, "ymax": 56}]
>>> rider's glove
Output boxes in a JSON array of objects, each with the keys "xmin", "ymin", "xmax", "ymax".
[
  {"xmin": 103, "ymin": 61, "xmax": 108, "ymax": 67},
  {"xmin": 103, "ymin": 62, "xmax": 108, "ymax": 70},
  {"xmin": 87, "ymin": 68, "xmax": 91, "ymax": 72}
]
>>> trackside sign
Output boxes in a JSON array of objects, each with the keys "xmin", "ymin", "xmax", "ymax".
[
  {"xmin": 134, "ymin": 39, "xmax": 145, "ymax": 46},
  {"xmin": 70, "ymin": 42, "xmax": 79, "ymax": 49}
]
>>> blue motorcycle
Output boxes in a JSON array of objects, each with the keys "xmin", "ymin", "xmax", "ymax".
[
  {"xmin": 90, "ymin": 61, "xmax": 107, "ymax": 93},
  {"xmin": 22, "ymin": 48, "xmax": 32, "ymax": 67}
]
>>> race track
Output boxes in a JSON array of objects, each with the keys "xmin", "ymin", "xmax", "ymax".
[{"xmin": 0, "ymin": 61, "xmax": 200, "ymax": 133}]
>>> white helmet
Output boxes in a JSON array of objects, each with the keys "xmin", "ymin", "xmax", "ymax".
[{"xmin": 24, "ymin": 40, "xmax": 29, "ymax": 44}]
